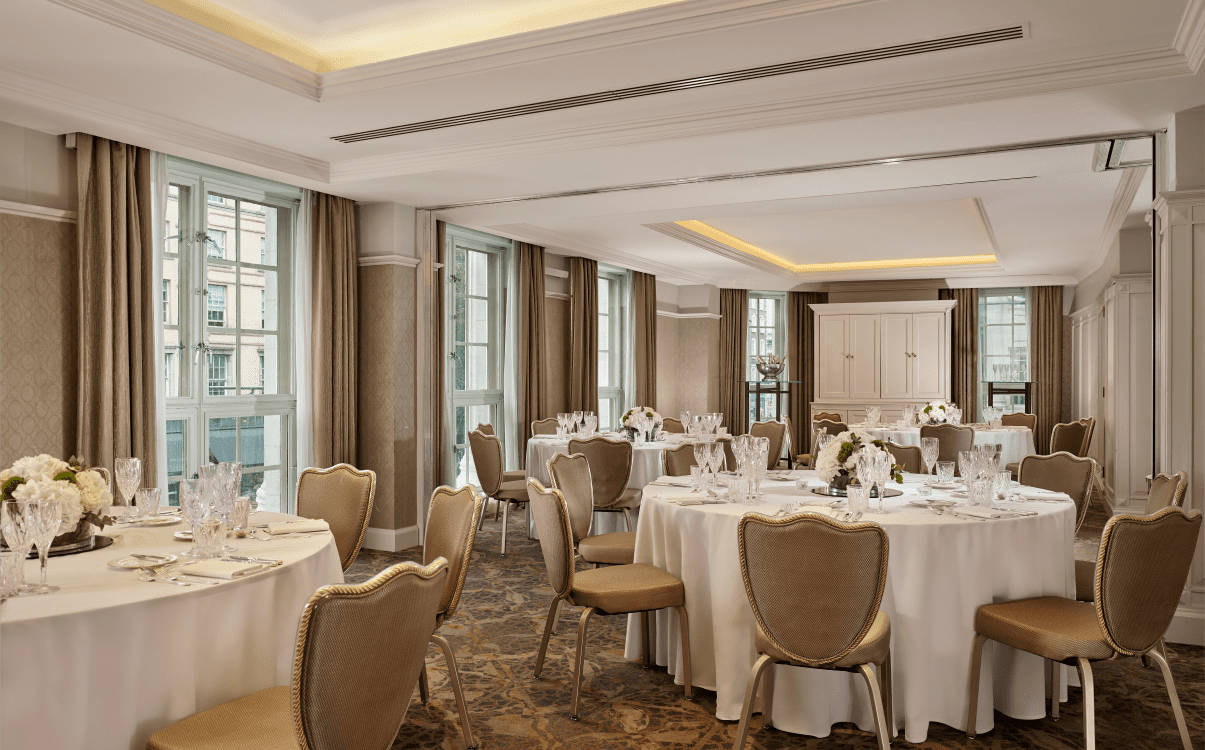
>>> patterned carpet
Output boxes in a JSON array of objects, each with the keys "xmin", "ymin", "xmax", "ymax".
[{"xmin": 345, "ymin": 500, "xmax": 1204, "ymax": 750}]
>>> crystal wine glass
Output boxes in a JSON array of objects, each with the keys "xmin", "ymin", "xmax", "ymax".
[
  {"xmin": 1, "ymin": 501, "xmax": 35, "ymax": 595},
  {"xmin": 680, "ymin": 411, "xmax": 691, "ymax": 430},
  {"xmin": 957, "ymin": 450, "xmax": 974, "ymax": 483},
  {"xmin": 920, "ymin": 437, "xmax": 939, "ymax": 481},
  {"xmin": 855, "ymin": 447, "xmax": 876, "ymax": 505},
  {"xmin": 115, "ymin": 457, "xmax": 141, "ymax": 512},
  {"xmin": 572, "ymin": 411, "xmax": 584, "ymax": 432},
  {"xmin": 179, "ymin": 479, "xmax": 207, "ymax": 556},
  {"xmin": 692, "ymin": 443, "xmax": 709, "ymax": 483},
  {"xmin": 874, "ymin": 451, "xmax": 893, "ymax": 512},
  {"xmin": 28, "ymin": 499, "xmax": 61, "ymax": 594}
]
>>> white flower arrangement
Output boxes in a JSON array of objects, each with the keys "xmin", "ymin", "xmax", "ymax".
[
  {"xmin": 920, "ymin": 400, "xmax": 952, "ymax": 425},
  {"xmin": 621, "ymin": 407, "xmax": 662, "ymax": 429},
  {"xmin": 814, "ymin": 431, "xmax": 903, "ymax": 486},
  {"xmin": 1, "ymin": 454, "xmax": 114, "ymax": 534}
]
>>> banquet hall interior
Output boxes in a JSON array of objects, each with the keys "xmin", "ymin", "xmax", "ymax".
[{"xmin": 1, "ymin": 0, "xmax": 1204, "ymax": 748}]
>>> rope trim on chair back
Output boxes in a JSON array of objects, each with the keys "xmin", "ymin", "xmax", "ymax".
[
  {"xmin": 467, "ymin": 430, "xmax": 505, "ymax": 496},
  {"xmin": 1018, "ymin": 452, "xmax": 1095, "ymax": 533},
  {"xmin": 567, "ymin": 436, "xmax": 633, "ymax": 509},
  {"xmin": 547, "ymin": 452, "xmax": 595, "ymax": 543},
  {"xmin": 297, "ymin": 464, "xmax": 376, "ymax": 571},
  {"xmin": 424, "ymin": 485, "xmax": 484, "ymax": 623},
  {"xmin": 526, "ymin": 479, "xmax": 575, "ymax": 598}
]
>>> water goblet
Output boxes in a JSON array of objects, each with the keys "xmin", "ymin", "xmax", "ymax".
[
  {"xmin": 968, "ymin": 479, "xmax": 994, "ymax": 508},
  {"xmin": 135, "ymin": 488, "xmax": 161, "ymax": 522},
  {"xmin": 936, "ymin": 461, "xmax": 956, "ymax": 484},
  {"xmin": 994, "ymin": 470, "xmax": 1012, "ymax": 502},
  {"xmin": 115, "ymin": 457, "xmax": 141, "ymax": 509},
  {"xmin": 689, "ymin": 465, "xmax": 703, "ymax": 492},
  {"xmin": 847, "ymin": 485, "xmax": 870, "ymax": 516},
  {"xmin": 710, "ymin": 442, "xmax": 726, "ymax": 477},
  {"xmin": 1, "ymin": 501, "xmax": 35, "ymax": 595},
  {"xmin": 874, "ymin": 451, "xmax": 894, "ymax": 512},
  {"xmin": 855, "ymin": 448, "xmax": 876, "ymax": 498},
  {"xmin": 865, "ymin": 406, "xmax": 881, "ymax": 427},
  {"xmin": 680, "ymin": 411, "xmax": 691, "ymax": 429},
  {"xmin": 692, "ymin": 443, "xmax": 709, "ymax": 481},
  {"xmin": 572, "ymin": 411, "xmax": 584, "ymax": 431},
  {"xmin": 231, "ymin": 496, "xmax": 251, "ymax": 536},
  {"xmin": 919, "ymin": 437, "xmax": 939, "ymax": 482},
  {"xmin": 957, "ymin": 450, "xmax": 974, "ymax": 482},
  {"xmin": 194, "ymin": 513, "xmax": 226, "ymax": 559},
  {"xmin": 817, "ymin": 433, "xmax": 835, "ymax": 453},
  {"xmin": 27, "ymin": 499, "xmax": 61, "ymax": 594},
  {"xmin": 0, "ymin": 549, "xmax": 22, "ymax": 599},
  {"xmin": 979, "ymin": 452, "xmax": 1000, "ymax": 480}
]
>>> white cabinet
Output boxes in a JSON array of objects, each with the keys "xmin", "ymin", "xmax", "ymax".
[
  {"xmin": 912, "ymin": 311, "xmax": 946, "ymax": 399},
  {"xmin": 816, "ymin": 315, "xmax": 851, "ymax": 400},
  {"xmin": 880, "ymin": 314, "xmax": 912, "ymax": 399},
  {"xmin": 849, "ymin": 315, "xmax": 880, "ymax": 400}
]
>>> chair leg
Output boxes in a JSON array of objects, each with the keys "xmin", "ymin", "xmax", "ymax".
[
  {"xmin": 761, "ymin": 658, "xmax": 776, "ymax": 729},
  {"xmin": 1147, "ymin": 643, "xmax": 1193, "ymax": 750},
  {"xmin": 432, "ymin": 634, "xmax": 477, "ymax": 749},
  {"xmin": 857, "ymin": 663, "xmax": 892, "ymax": 750},
  {"xmin": 732, "ymin": 654, "xmax": 774, "ymax": 750},
  {"xmin": 478, "ymin": 499, "xmax": 488, "ymax": 531},
  {"xmin": 501, "ymin": 500, "xmax": 510, "ymax": 556},
  {"xmin": 418, "ymin": 661, "xmax": 430, "ymax": 705},
  {"xmin": 570, "ymin": 607, "xmax": 597, "ymax": 720},
  {"xmin": 623, "ymin": 508, "xmax": 634, "ymax": 531},
  {"xmin": 550, "ymin": 598, "xmax": 563, "ymax": 635},
  {"xmin": 494, "ymin": 497, "xmax": 500, "ymax": 521},
  {"xmin": 534, "ymin": 597, "xmax": 561, "ymax": 678},
  {"xmin": 965, "ymin": 633, "xmax": 988, "ymax": 738},
  {"xmin": 1049, "ymin": 658, "xmax": 1060, "ymax": 720},
  {"xmin": 674, "ymin": 605, "xmax": 693, "ymax": 700},
  {"xmin": 1075, "ymin": 657, "xmax": 1096, "ymax": 750},
  {"xmin": 881, "ymin": 654, "xmax": 893, "ymax": 737},
  {"xmin": 640, "ymin": 610, "xmax": 651, "ymax": 668}
]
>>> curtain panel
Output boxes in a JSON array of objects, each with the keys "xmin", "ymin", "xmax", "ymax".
[
  {"xmin": 567, "ymin": 257, "xmax": 599, "ymax": 413},
  {"xmin": 1032, "ymin": 285, "xmax": 1064, "ymax": 454},
  {"xmin": 787, "ymin": 291, "xmax": 827, "ymax": 457},
  {"xmin": 75, "ymin": 134, "xmax": 157, "ymax": 482},
  {"xmin": 939, "ymin": 288, "xmax": 979, "ymax": 420},
  {"xmin": 311, "ymin": 193, "xmax": 358, "ymax": 468},
  {"xmin": 516, "ymin": 242, "xmax": 547, "ymax": 461},
  {"xmin": 632, "ymin": 271, "xmax": 658, "ymax": 408},
  {"xmin": 719, "ymin": 288, "xmax": 749, "ymax": 434}
]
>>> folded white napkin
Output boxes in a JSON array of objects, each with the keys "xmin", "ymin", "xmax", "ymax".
[
  {"xmin": 181, "ymin": 560, "xmax": 266, "ymax": 579},
  {"xmin": 267, "ymin": 519, "xmax": 330, "ymax": 535},
  {"xmin": 952, "ymin": 507, "xmax": 1010, "ymax": 520}
]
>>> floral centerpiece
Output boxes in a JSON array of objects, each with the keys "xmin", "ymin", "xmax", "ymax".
[
  {"xmin": 621, "ymin": 407, "xmax": 662, "ymax": 441},
  {"xmin": 1, "ymin": 455, "xmax": 114, "ymax": 548},
  {"xmin": 814, "ymin": 431, "xmax": 903, "ymax": 492},
  {"xmin": 919, "ymin": 400, "xmax": 953, "ymax": 425}
]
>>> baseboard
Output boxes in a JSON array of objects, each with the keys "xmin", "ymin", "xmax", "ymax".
[
  {"xmin": 363, "ymin": 525, "xmax": 421, "ymax": 552},
  {"xmin": 1165, "ymin": 605, "xmax": 1205, "ymax": 646}
]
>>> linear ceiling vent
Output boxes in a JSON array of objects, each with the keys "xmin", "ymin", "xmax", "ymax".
[{"xmin": 332, "ymin": 26, "xmax": 1024, "ymax": 144}]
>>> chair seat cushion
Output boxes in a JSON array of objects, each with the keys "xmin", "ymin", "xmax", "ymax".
[
  {"xmin": 607, "ymin": 488, "xmax": 642, "ymax": 509},
  {"xmin": 495, "ymin": 479, "xmax": 528, "ymax": 501},
  {"xmin": 147, "ymin": 685, "xmax": 297, "ymax": 750},
  {"xmin": 975, "ymin": 596, "xmax": 1113, "ymax": 662},
  {"xmin": 503, "ymin": 470, "xmax": 526, "ymax": 483},
  {"xmin": 571, "ymin": 563, "xmax": 684, "ymax": 614},
  {"xmin": 1005, "ymin": 462, "xmax": 1020, "ymax": 477},
  {"xmin": 578, "ymin": 532, "xmax": 636, "ymax": 565},
  {"xmin": 755, "ymin": 611, "xmax": 890, "ymax": 668},
  {"xmin": 1074, "ymin": 558, "xmax": 1096, "ymax": 602}
]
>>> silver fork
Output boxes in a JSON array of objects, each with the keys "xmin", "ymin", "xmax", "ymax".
[{"xmin": 137, "ymin": 565, "xmax": 189, "ymax": 586}]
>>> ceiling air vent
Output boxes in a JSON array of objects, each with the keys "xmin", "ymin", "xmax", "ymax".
[{"xmin": 332, "ymin": 25, "xmax": 1025, "ymax": 143}]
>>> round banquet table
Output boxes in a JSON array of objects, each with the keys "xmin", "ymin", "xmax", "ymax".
[
  {"xmin": 624, "ymin": 471, "xmax": 1076, "ymax": 743},
  {"xmin": 525, "ymin": 433, "xmax": 675, "ymax": 489},
  {"xmin": 862, "ymin": 424, "xmax": 1036, "ymax": 468},
  {"xmin": 1, "ymin": 510, "xmax": 344, "ymax": 750}
]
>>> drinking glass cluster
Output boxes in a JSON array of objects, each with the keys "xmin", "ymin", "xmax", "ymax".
[
  {"xmin": 691, "ymin": 441, "xmax": 726, "ymax": 492},
  {"xmin": 685, "ymin": 413, "xmax": 722, "ymax": 438},
  {"xmin": 1, "ymin": 498, "xmax": 63, "ymax": 595},
  {"xmin": 556, "ymin": 412, "xmax": 595, "ymax": 439},
  {"xmin": 179, "ymin": 462, "xmax": 243, "ymax": 558},
  {"xmin": 854, "ymin": 448, "xmax": 893, "ymax": 512}
]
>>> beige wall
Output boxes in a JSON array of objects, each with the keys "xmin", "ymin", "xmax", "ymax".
[
  {"xmin": 544, "ymin": 296, "xmax": 569, "ymax": 417},
  {"xmin": 0, "ymin": 123, "xmax": 75, "ymax": 211},
  {"xmin": 655, "ymin": 314, "xmax": 679, "ymax": 415},
  {"xmin": 678, "ymin": 318, "xmax": 720, "ymax": 414}
]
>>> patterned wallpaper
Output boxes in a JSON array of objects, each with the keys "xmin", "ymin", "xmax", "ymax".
[
  {"xmin": 0, "ymin": 214, "xmax": 77, "ymax": 465},
  {"xmin": 677, "ymin": 318, "xmax": 720, "ymax": 414},
  {"xmin": 656, "ymin": 315, "xmax": 679, "ymax": 414}
]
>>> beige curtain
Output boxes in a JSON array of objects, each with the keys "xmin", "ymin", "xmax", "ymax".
[
  {"xmin": 1032, "ymin": 286, "xmax": 1064, "ymax": 454},
  {"xmin": 787, "ymin": 291, "xmax": 827, "ymax": 456},
  {"xmin": 517, "ymin": 242, "xmax": 547, "ymax": 462},
  {"xmin": 719, "ymin": 288, "xmax": 748, "ymax": 434},
  {"xmin": 632, "ymin": 271, "xmax": 658, "ymax": 408},
  {"xmin": 75, "ymin": 134, "xmax": 157, "ymax": 482},
  {"xmin": 567, "ymin": 257, "xmax": 598, "ymax": 413},
  {"xmin": 432, "ymin": 221, "xmax": 447, "ymax": 484},
  {"xmin": 939, "ymin": 288, "xmax": 979, "ymax": 420},
  {"xmin": 312, "ymin": 193, "xmax": 358, "ymax": 468}
]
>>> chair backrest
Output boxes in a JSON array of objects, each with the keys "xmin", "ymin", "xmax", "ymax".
[
  {"xmin": 1050, "ymin": 417, "xmax": 1095, "ymax": 457},
  {"xmin": 1094, "ymin": 507, "xmax": 1202, "ymax": 656},
  {"xmin": 660, "ymin": 443, "xmax": 698, "ymax": 476},
  {"xmin": 567, "ymin": 436, "xmax": 633, "ymax": 508},
  {"xmin": 738, "ymin": 513, "xmax": 888, "ymax": 667},
  {"xmin": 661, "ymin": 417, "xmax": 686, "ymax": 433},
  {"xmin": 466, "ymin": 430, "xmax": 504, "ymax": 496},
  {"xmin": 423, "ymin": 485, "xmax": 484, "ymax": 625},
  {"xmin": 526, "ymin": 479, "xmax": 575, "ymax": 598},
  {"xmin": 546, "ymin": 452, "xmax": 594, "ymax": 543},
  {"xmin": 1000, "ymin": 412, "xmax": 1037, "ymax": 431},
  {"xmin": 531, "ymin": 417, "xmax": 558, "ymax": 436},
  {"xmin": 297, "ymin": 464, "xmax": 376, "ymax": 571},
  {"xmin": 883, "ymin": 441, "xmax": 923, "ymax": 474},
  {"xmin": 474, "ymin": 423, "xmax": 494, "ymax": 436},
  {"xmin": 919, "ymin": 424, "xmax": 975, "ymax": 468},
  {"xmin": 1018, "ymin": 452, "xmax": 1095, "ymax": 532},
  {"xmin": 1145, "ymin": 471, "xmax": 1188, "ymax": 516},
  {"xmin": 811, "ymin": 419, "xmax": 848, "ymax": 454},
  {"xmin": 813, "ymin": 411, "xmax": 842, "ymax": 423},
  {"xmin": 292, "ymin": 559, "xmax": 448, "ymax": 750},
  {"xmin": 749, "ymin": 421, "xmax": 788, "ymax": 470}
]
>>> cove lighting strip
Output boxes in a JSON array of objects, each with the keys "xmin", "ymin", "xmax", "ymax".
[{"xmin": 673, "ymin": 221, "xmax": 996, "ymax": 273}]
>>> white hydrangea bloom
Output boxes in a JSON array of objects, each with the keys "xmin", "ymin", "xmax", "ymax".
[
  {"xmin": 12, "ymin": 454, "xmax": 70, "ymax": 482},
  {"xmin": 74, "ymin": 470, "xmax": 112, "ymax": 513},
  {"xmin": 13, "ymin": 477, "xmax": 84, "ymax": 533}
]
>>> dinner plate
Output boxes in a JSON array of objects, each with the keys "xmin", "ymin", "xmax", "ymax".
[
  {"xmin": 173, "ymin": 530, "xmax": 193, "ymax": 541},
  {"xmin": 929, "ymin": 482, "xmax": 959, "ymax": 490},
  {"xmin": 130, "ymin": 516, "xmax": 182, "ymax": 527},
  {"xmin": 107, "ymin": 553, "xmax": 178, "ymax": 569}
]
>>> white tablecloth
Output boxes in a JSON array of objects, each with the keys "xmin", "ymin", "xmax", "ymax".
[
  {"xmin": 525, "ymin": 434, "xmax": 672, "ymax": 489},
  {"xmin": 862, "ymin": 425, "xmax": 1036, "ymax": 468},
  {"xmin": 1, "ymin": 511, "xmax": 344, "ymax": 750},
  {"xmin": 624, "ymin": 472, "xmax": 1075, "ymax": 743}
]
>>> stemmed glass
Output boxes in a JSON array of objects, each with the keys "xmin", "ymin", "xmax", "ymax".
[
  {"xmin": 855, "ymin": 448, "xmax": 877, "ymax": 512},
  {"xmin": 873, "ymin": 451, "xmax": 892, "ymax": 513},
  {"xmin": 865, "ymin": 406, "xmax": 881, "ymax": 427},
  {"xmin": 920, "ymin": 438, "xmax": 939, "ymax": 483},
  {"xmin": 816, "ymin": 433, "xmax": 835, "ymax": 454},
  {"xmin": 28, "ymin": 499, "xmax": 61, "ymax": 594},
  {"xmin": 572, "ymin": 411, "xmax": 584, "ymax": 433},
  {"xmin": 692, "ymin": 443, "xmax": 710, "ymax": 487},
  {"xmin": 115, "ymin": 457, "xmax": 141, "ymax": 513},
  {"xmin": 1, "ymin": 501, "xmax": 35, "ymax": 595},
  {"xmin": 179, "ymin": 479, "xmax": 207, "ymax": 556},
  {"xmin": 902, "ymin": 405, "xmax": 916, "ymax": 426},
  {"xmin": 680, "ymin": 411, "xmax": 691, "ymax": 431},
  {"xmin": 957, "ymin": 450, "xmax": 974, "ymax": 483},
  {"xmin": 709, "ymin": 442, "xmax": 726, "ymax": 477}
]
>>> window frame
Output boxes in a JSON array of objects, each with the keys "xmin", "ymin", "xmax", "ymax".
[
  {"xmin": 978, "ymin": 287, "xmax": 1031, "ymax": 419},
  {"xmin": 746, "ymin": 291, "xmax": 787, "ymax": 425},
  {"xmin": 597, "ymin": 268, "xmax": 627, "ymax": 430}
]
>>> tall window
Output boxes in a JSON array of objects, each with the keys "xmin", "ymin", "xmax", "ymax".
[
  {"xmin": 597, "ymin": 271, "xmax": 626, "ymax": 430},
  {"xmin": 979, "ymin": 287, "xmax": 1030, "ymax": 417},
  {"xmin": 746, "ymin": 292, "xmax": 786, "ymax": 425},
  {"xmin": 446, "ymin": 226, "xmax": 507, "ymax": 488},
  {"xmin": 161, "ymin": 162, "xmax": 295, "ymax": 511}
]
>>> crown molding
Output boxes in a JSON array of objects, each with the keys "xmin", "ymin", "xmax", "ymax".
[
  {"xmin": 944, "ymin": 274, "xmax": 1077, "ymax": 288},
  {"xmin": 545, "ymin": 291, "xmax": 571, "ymax": 300},
  {"xmin": 47, "ymin": 0, "xmax": 320, "ymax": 100},
  {"xmin": 1175, "ymin": 0, "xmax": 1205, "ymax": 72},
  {"xmin": 1076, "ymin": 166, "xmax": 1148, "ymax": 283},
  {"xmin": 0, "ymin": 200, "xmax": 77, "ymax": 223},
  {"xmin": 809, "ymin": 300, "xmax": 957, "ymax": 315},
  {"xmin": 826, "ymin": 278, "xmax": 946, "ymax": 293},
  {"xmin": 0, "ymin": 66, "xmax": 328, "ymax": 184},
  {"xmin": 358, "ymin": 254, "xmax": 421, "ymax": 268},
  {"xmin": 657, "ymin": 310, "xmax": 722, "ymax": 319}
]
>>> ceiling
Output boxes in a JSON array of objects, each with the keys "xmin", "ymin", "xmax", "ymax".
[{"xmin": 2, "ymin": 0, "xmax": 1202, "ymax": 289}]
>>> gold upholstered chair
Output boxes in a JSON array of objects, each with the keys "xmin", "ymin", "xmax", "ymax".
[
  {"xmin": 1051, "ymin": 417, "xmax": 1096, "ymax": 457},
  {"xmin": 795, "ymin": 418, "xmax": 847, "ymax": 468},
  {"xmin": 660, "ymin": 443, "xmax": 698, "ymax": 476},
  {"xmin": 883, "ymin": 441, "xmax": 923, "ymax": 474},
  {"xmin": 146, "ymin": 559, "xmax": 449, "ymax": 750},
  {"xmin": 531, "ymin": 417, "xmax": 559, "ymax": 436},
  {"xmin": 297, "ymin": 464, "xmax": 375, "ymax": 571},
  {"xmin": 966, "ymin": 507, "xmax": 1201, "ymax": 750},
  {"xmin": 749, "ymin": 420, "xmax": 790, "ymax": 470},
  {"xmin": 1075, "ymin": 471, "xmax": 1187, "ymax": 603},
  {"xmin": 1000, "ymin": 412, "xmax": 1037, "ymax": 431},
  {"xmin": 733, "ymin": 513, "xmax": 893, "ymax": 750},
  {"xmin": 548, "ymin": 452, "xmax": 635, "ymax": 566},
  {"xmin": 527, "ymin": 479, "xmax": 692, "ymax": 719},
  {"xmin": 473, "ymin": 423, "xmax": 524, "ymax": 484},
  {"xmin": 919, "ymin": 424, "xmax": 975, "ymax": 476},
  {"xmin": 567, "ymin": 436, "xmax": 641, "ymax": 531},
  {"xmin": 1017, "ymin": 452, "xmax": 1096, "ymax": 534},
  {"xmin": 416, "ymin": 485, "xmax": 485, "ymax": 749},
  {"xmin": 661, "ymin": 417, "xmax": 686, "ymax": 433},
  {"xmin": 467, "ymin": 430, "xmax": 527, "ymax": 555}
]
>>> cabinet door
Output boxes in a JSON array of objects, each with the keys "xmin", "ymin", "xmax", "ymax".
[
  {"xmin": 815, "ymin": 315, "xmax": 850, "ymax": 400},
  {"xmin": 880, "ymin": 313, "xmax": 912, "ymax": 399},
  {"xmin": 848, "ymin": 314, "xmax": 880, "ymax": 400},
  {"xmin": 912, "ymin": 311, "xmax": 946, "ymax": 399}
]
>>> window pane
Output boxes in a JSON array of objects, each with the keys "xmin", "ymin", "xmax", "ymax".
[
  {"xmin": 598, "ymin": 398, "xmax": 615, "ymax": 431},
  {"xmin": 242, "ymin": 334, "xmax": 277, "ymax": 395},
  {"xmin": 253, "ymin": 469, "xmax": 282, "ymax": 513},
  {"xmin": 599, "ymin": 351, "xmax": 610, "ymax": 388},
  {"xmin": 465, "ymin": 344, "xmax": 489, "ymax": 390},
  {"xmin": 208, "ymin": 351, "xmax": 233, "ymax": 396},
  {"xmin": 166, "ymin": 184, "xmax": 182, "ymax": 255},
  {"xmin": 166, "ymin": 419, "xmax": 186, "ymax": 477},
  {"xmin": 598, "ymin": 278, "xmax": 610, "ymax": 314},
  {"xmin": 598, "ymin": 313, "xmax": 610, "ymax": 352},
  {"xmin": 208, "ymin": 416, "xmax": 237, "ymax": 462},
  {"xmin": 239, "ymin": 414, "xmax": 283, "ymax": 468},
  {"xmin": 453, "ymin": 248, "xmax": 467, "ymax": 298},
  {"xmin": 467, "ymin": 297, "xmax": 489, "ymax": 344},
  {"xmin": 239, "ymin": 201, "xmax": 275, "ymax": 265},
  {"xmin": 468, "ymin": 250, "xmax": 489, "ymax": 297},
  {"xmin": 241, "ymin": 268, "xmax": 276, "ymax": 331}
]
